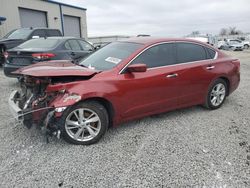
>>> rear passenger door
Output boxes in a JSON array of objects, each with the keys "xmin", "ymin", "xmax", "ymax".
[{"xmin": 174, "ymin": 42, "xmax": 217, "ymax": 106}]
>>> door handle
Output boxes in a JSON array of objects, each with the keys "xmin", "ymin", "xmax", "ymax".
[
  {"xmin": 166, "ymin": 73, "xmax": 178, "ymax": 78},
  {"xmin": 206, "ymin": 65, "xmax": 215, "ymax": 70},
  {"xmin": 71, "ymin": 52, "xmax": 76, "ymax": 56}
]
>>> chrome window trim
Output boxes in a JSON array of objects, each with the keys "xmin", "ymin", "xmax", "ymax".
[{"xmin": 119, "ymin": 41, "xmax": 218, "ymax": 74}]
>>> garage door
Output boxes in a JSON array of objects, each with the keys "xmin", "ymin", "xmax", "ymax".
[
  {"xmin": 19, "ymin": 8, "xmax": 47, "ymax": 28},
  {"xmin": 63, "ymin": 15, "xmax": 81, "ymax": 37}
]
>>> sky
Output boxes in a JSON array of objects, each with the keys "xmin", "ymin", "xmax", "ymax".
[{"xmin": 57, "ymin": 0, "xmax": 250, "ymax": 37}]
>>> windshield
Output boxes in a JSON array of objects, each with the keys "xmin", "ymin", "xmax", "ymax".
[
  {"xmin": 79, "ymin": 42, "xmax": 143, "ymax": 71},
  {"xmin": 18, "ymin": 38, "xmax": 60, "ymax": 49},
  {"xmin": 4, "ymin": 28, "xmax": 32, "ymax": 40}
]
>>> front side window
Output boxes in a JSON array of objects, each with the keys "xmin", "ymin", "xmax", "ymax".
[
  {"xmin": 131, "ymin": 43, "xmax": 175, "ymax": 68},
  {"xmin": 176, "ymin": 43, "xmax": 207, "ymax": 63}
]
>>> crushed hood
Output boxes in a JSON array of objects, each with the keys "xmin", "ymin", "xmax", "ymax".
[{"xmin": 13, "ymin": 60, "xmax": 99, "ymax": 77}]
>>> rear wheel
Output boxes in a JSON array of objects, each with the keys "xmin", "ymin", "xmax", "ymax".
[
  {"xmin": 204, "ymin": 79, "xmax": 227, "ymax": 110},
  {"xmin": 61, "ymin": 101, "xmax": 109, "ymax": 145}
]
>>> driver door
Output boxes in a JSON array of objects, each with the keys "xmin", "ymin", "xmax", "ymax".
[{"xmin": 117, "ymin": 43, "xmax": 181, "ymax": 119}]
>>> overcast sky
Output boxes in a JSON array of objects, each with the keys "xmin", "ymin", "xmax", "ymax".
[{"xmin": 57, "ymin": 0, "xmax": 250, "ymax": 37}]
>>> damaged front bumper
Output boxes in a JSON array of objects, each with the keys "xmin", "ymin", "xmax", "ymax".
[
  {"xmin": 8, "ymin": 90, "xmax": 64, "ymax": 141},
  {"xmin": 8, "ymin": 90, "xmax": 24, "ymax": 121}
]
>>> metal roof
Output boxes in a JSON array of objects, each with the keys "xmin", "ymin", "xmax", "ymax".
[{"xmin": 46, "ymin": 0, "xmax": 87, "ymax": 11}]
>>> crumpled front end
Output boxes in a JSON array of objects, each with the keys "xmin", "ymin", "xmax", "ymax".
[{"xmin": 8, "ymin": 75, "xmax": 84, "ymax": 139}]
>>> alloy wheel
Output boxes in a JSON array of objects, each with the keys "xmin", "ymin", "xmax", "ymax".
[
  {"xmin": 210, "ymin": 83, "xmax": 226, "ymax": 107},
  {"xmin": 65, "ymin": 108, "xmax": 101, "ymax": 142}
]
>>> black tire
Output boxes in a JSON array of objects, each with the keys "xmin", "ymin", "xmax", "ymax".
[
  {"xmin": 60, "ymin": 101, "xmax": 109, "ymax": 145},
  {"xmin": 204, "ymin": 78, "xmax": 228, "ymax": 110},
  {"xmin": 244, "ymin": 44, "xmax": 249, "ymax": 49}
]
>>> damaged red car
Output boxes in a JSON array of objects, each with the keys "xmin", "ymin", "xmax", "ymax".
[{"xmin": 9, "ymin": 38, "xmax": 240, "ymax": 145}]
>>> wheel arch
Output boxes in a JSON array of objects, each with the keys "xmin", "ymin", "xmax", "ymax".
[
  {"xmin": 82, "ymin": 97, "xmax": 115, "ymax": 127},
  {"xmin": 218, "ymin": 76, "xmax": 230, "ymax": 96}
]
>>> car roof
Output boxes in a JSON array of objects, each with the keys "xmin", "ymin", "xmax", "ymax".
[
  {"xmin": 120, "ymin": 37, "xmax": 212, "ymax": 46},
  {"xmin": 17, "ymin": 27, "xmax": 60, "ymax": 30},
  {"xmin": 33, "ymin": 36, "xmax": 83, "ymax": 40}
]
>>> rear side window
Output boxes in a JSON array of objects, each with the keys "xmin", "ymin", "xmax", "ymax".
[
  {"xmin": 78, "ymin": 40, "xmax": 93, "ymax": 51},
  {"xmin": 206, "ymin": 47, "xmax": 216, "ymax": 59},
  {"xmin": 18, "ymin": 39, "xmax": 60, "ymax": 49},
  {"xmin": 176, "ymin": 43, "xmax": 207, "ymax": 63},
  {"xmin": 132, "ymin": 43, "xmax": 175, "ymax": 68},
  {"xmin": 46, "ymin": 30, "xmax": 62, "ymax": 37},
  {"xmin": 65, "ymin": 40, "xmax": 81, "ymax": 51},
  {"xmin": 31, "ymin": 30, "xmax": 46, "ymax": 38},
  {"xmin": 65, "ymin": 41, "xmax": 71, "ymax": 50}
]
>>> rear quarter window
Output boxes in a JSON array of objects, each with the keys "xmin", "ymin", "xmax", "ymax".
[
  {"xmin": 46, "ymin": 30, "xmax": 62, "ymax": 37},
  {"xmin": 206, "ymin": 47, "xmax": 216, "ymax": 59}
]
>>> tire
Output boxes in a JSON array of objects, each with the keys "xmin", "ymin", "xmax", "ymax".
[
  {"xmin": 60, "ymin": 101, "xmax": 109, "ymax": 145},
  {"xmin": 204, "ymin": 78, "xmax": 228, "ymax": 110},
  {"xmin": 244, "ymin": 44, "xmax": 249, "ymax": 49}
]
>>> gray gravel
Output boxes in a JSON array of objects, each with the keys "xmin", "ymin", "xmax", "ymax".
[{"xmin": 0, "ymin": 51, "xmax": 250, "ymax": 188}]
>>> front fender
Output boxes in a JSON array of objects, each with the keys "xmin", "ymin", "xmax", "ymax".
[
  {"xmin": 50, "ymin": 92, "xmax": 82, "ymax": 108},
  {"xmin": 50, "ymin": 91, "xmax": 113, "ymax": 109}
]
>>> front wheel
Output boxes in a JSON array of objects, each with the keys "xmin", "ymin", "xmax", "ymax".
[
  {"xmin": 60, "ymin": 101, "xmax": 109, "ymax": 145},
  {"xmin": 244, "ymin": 44, "xmax": 249, "ymax": 49},
  {"xmin": 204, "ymin": 79, "xmax": 228, "ymax": 110}
]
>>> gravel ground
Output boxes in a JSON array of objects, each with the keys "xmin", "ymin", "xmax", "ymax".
[{"xmin": 0, "ymin": 50, "xmax": 249, "ymax": 188}]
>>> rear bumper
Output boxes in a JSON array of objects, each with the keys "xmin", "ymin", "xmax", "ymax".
[
  {"xmin": 3, "ymin": 63, "xmax": 24, "ymax": 77},
  {"xmin": 8, "ymin": 90, "xmax": 23, "ymax": 121}
]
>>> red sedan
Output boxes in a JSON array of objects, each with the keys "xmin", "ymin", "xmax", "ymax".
[{"xmin": 9, "ymin": 38, "xmax": 240, "ymax": 145}]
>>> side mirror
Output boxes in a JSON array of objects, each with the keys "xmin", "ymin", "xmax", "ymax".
[
  {"xmin": 94, "ymin": 45, "xmax": 101, "ymax": 50},
  {"xmin": 32, "ymin": 36, "xmax": 40, "ymax": 39},
  {"xmin": 126, "ymin": 64, "xmax": 147, "ymax": 73}
]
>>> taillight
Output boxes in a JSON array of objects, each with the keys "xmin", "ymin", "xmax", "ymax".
[
  {"xmin": 32, "ymin": 53, "xmax": 55, "ymax": 60},
  {"xmin": 3, "ymin": 51, "xmax": 8, "ymax": 59}
]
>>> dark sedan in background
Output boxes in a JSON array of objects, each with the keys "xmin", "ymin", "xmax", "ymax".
[
  {"xmin": 4, "ymin": 37, "xmax": 95, "ymax": 77},
  {"xmin": 0, "ymin": 28, "xmax": 62, "ymax": 65}
]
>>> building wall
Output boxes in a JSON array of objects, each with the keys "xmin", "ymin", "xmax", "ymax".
[
  {"xmin": 0, "ymin": 0, "xmax": 87, "ymax": 38},
  {"xmin": 61, "ymin": 6, "xmax": 87, "ymax": 39}
]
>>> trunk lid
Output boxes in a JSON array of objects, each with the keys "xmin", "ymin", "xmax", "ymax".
[{"xmin": 7, "ymin": 50, "xmax": 34, "ymax": 65}]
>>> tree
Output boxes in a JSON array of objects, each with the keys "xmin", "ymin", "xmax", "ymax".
[
  {"xmin": 219, "ymin": 28, "xmax": 227, "ymax": 36},
  {"xmin": 191, "ymin": 31, "xmax": 200, "ymax": 36},
  {"xmin": 219, "ymin": 27, "xmax": 243, "ymax": 36}
]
